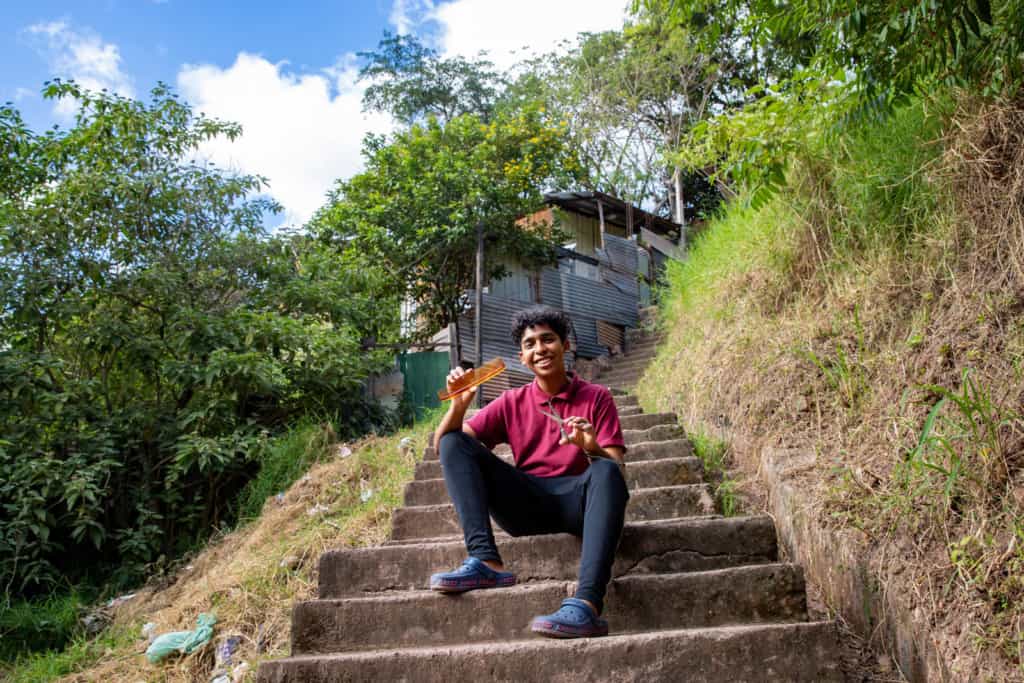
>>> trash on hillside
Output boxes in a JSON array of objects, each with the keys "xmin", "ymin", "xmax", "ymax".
[
  {"xmin": 106, "ymin": 592, "xmax": 136, "ymax": 608},
  {"xmin": 145, "ymin": 612, "xmax": 217, "ymax": 663},
  {"xmin": 232, "ymin": 662, "xmax": 250, "ymax": 682},
  {"xmin": 399, "ymin": 437, "xmax": 414, "ymax": 453},
  {"xmin": 359, "ymin": 479, "xmax": 373, "ymax": 503},
  {"xmin": 336, "ymin": 445, "xmax": 352, "ymax": 459},
  {"xmin": 211, "ymin": 634, "xmax": 242, "ymax": 679},
  {"xmin": 279, "ymin": 555, "xmax": 301, "ymax": 570},
  {"xmin": 307, "ymin": 503, "xmax": 329, "ymax": 516},
  {"xmin": 275, "ymin": 492, "xmax": 285, "ymax": 504},
  {"xmin": 141, "ymin": 622, "xmax": 158, "ymax": 641},
  {"xmin": 81, "ymin": 610, "xmax": 109, "ymax": 636}
]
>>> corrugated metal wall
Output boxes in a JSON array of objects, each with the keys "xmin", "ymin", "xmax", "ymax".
[{"xmin": 458, "ymin": 233, "xmax": 642, "ymax": 404}]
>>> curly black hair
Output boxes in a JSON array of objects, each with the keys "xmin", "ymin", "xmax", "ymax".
[{"xmin": 510, "ymin": 306, "xmax": 573, "ymax": 346}]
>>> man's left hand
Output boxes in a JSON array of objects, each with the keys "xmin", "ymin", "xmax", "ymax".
[{"xmin": 559, "ymin": 416, "xmax": 598, "ymax": 452}]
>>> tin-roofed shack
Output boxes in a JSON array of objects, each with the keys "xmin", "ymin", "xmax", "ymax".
[{"xmin": 413, "ymin": 191, "xmax": 683, "ymax": 406}]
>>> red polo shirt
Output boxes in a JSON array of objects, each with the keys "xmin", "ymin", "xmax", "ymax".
[{"xmin": 466, "ymin": 374, "xmax": 626, "ymax": 478}]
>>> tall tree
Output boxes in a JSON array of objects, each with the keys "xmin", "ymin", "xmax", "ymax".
[
  {"xmin": 358, "ymin": 32, "xmax": 504, "ymax": 125},
  {"xmin": 503, "ymin": 11, "xmax": 745, "ymax": 220},
  {"xmin": 313, "ymin": 104, "xmax": 580, "ymax": 357},
  {"xmin": 0, "ymin": 83, "xmax": 395, "ymax": 595}
]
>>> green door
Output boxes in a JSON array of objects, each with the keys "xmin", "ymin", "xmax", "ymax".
[{"xmin": 399, "ymin": 351, "xmax": 450, "ymax": 419}]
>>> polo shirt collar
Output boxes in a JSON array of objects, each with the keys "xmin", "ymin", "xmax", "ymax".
[{"xmin": 530, "ymin": 372, "xmax": 581, "ymax": 404}]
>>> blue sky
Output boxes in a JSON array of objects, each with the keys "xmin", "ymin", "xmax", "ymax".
[{"xmin": 3, "ymin": 0, "xmax": 629, "ymax": 227}]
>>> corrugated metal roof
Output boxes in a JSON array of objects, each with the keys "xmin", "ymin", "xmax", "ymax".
[{"xmin": 543, "ymin": 190, "xmax": 683, "ymax": 238}]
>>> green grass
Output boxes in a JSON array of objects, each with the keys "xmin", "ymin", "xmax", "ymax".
[
  {"xmin": 235, "ymin": 418, "xmax": 335, "ymax": 522},
  {"xmin": 1, "ymin": 622, "xmax": 135, "ymax": 683},
  {"xmin": 662, "ymin": 200, "xmax": 789, "ymax": 320},
  {"xmin": 0, "ymin": 591, "xmax": 90, "ymax": 663},
  {"xmin": 807, "ymin": 95, "xmax": 951, "ymax": 253},
  {"xmin": 689, "ymin": 431, "xmax": 740, "ymax": 517}
]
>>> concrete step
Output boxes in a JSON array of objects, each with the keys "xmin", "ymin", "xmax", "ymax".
[
  {"xmin": 258, "ymin": 621, "xmax": 841, "ymax": 682},
  {"xmin": 604, "ymin": 357, "xmax": 655, "ymax": 373},
  {"xmin": 412, "ymin": 443, "xmax": 696, "ymax": 480},
  {"xmin": 613, "ymin": 394, "xmax": 639, "ymax": 407},
  {"xmin": 618, "ymin": 405, "xmax": 642, "ymax": 417},
  {"xmin": 318, "ymin": 515, "xmax": 778, "ymax": 598},
  {"xmin": 625, "ymin": 337, "xmax": 662, "ymax": 352},
  {"xmin": 619, "ymin": 412, "xmax": 676, "ymax": 431},
  {"xmin": 601, "ymin": 365, "xmax": 648, "ymax": 381},
  {"xmin": 292, "ymin": 564, "xmax": 808, "ymax": 654},
  {"xmin": 392, "ymin": 484, "xmax": 715, "ymax": 541},
  {"xmin": 622, "ymin": 423, "xmax": 685, "ymax": 443},
  {"xmin": 404, "ymin": 458, "xmax": 703, "ymax": 506},
  {"xmin": 421, "ymin": 427, "xmax": 688, "ymax": 461}
]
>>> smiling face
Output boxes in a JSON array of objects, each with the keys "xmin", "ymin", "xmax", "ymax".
[{"xmin": 517, "ymin": 323, "xmax": 570, "ymax": 380}]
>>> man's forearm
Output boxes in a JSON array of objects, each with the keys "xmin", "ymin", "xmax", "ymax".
[{"xmin": 434, "ymin": 403, "xmax": 469, "ymax": 450}]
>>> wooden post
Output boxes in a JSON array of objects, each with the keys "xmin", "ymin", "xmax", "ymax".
[
  {"xmin": 627, "ymin": 203, "xmax": 634, "ymax": 238},
  {"xmin": 447, "ymin": 323, "xmax": 458, "ymax": 370},
  {"xmin": 673, "ymin": 168, "xmax": 686, "ymax": 250},
  {"xmin": 597, "ymin": 199, "xmax": 605, "ymax": 250},
  {"xmin": 473, "ymin": 220, "xmax": 484, "ymax": 407}
]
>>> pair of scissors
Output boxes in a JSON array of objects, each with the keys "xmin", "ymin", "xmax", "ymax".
[{"xmin": 538, "ymin": 400, "xmax": 570, "ymax": 442}]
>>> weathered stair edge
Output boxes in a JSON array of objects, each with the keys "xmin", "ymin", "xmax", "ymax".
[
  {"xmin": 319, "ymin": 515, "xmax": 779, "ymax": 598},
  {"xmin": 404, "ymin": 457, "xmax": 702, "ymax": 506},
  {"xmin": 292, "ymin": 564, "xmax": 808, "ymax": 654},
  {"xmin": 762, "ymin": 447, "xmax": 947, "ymax": 682},
  {"xmin": 258, "ymin": 622, "xmax": 843, "ymax": 683},
  {"xmin": 421, "ymin": 427, "xmax": 690, "ymax": 461},
  {"xmin": 391, "ymin": 484, "xmax": 715, "ymax": 540}
]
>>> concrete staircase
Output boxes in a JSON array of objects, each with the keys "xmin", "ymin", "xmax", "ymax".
[{"xmin": 258, "ymin": 326, "xmax": 842, "ymax": 682}]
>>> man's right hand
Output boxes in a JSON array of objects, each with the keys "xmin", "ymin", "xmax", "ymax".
[{"xmin": 446, "ymin": 367, "xmax": 478, "ymax": 413}]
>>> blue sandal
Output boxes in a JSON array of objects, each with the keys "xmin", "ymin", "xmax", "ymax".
[
  {"xmin": 530, "ymin": 598, "xmax": 609, "ymax": 638},
  {"xmin": 429, "ymin": 557, "xmax": 516, "ymax": 593}
]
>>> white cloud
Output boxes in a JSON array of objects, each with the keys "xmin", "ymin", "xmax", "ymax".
[
  {"xmin": 24, "ymin": 20, "xmax": 134, "ymax": 116},
  {"xmin": 178, "ymin": 53, "xmax": 393, "ymax": 227},
  {"xmin": 413, "ymin": 0, "xmax": 630, "ymax": 69},
  {"xmin": 13, "ymin": 87, "xmax": 35, "ymax": 102},
  {"xmin": 389, "ymin": 0, "xmax": 435, "ymax": 36}
]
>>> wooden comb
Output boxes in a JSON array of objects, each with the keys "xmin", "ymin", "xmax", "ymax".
[{"xmin": 437, "ymin": 358, "xmax": 507, "ymax": 401}]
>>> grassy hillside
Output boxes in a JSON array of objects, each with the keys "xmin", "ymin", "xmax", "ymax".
[
  {"xmin": 1, "ymin": 413, "xmax": 440, "ymax": 682},
  {"xmin": 638, "ymin": 94, "xmax": 1024, "ymax": 679}
]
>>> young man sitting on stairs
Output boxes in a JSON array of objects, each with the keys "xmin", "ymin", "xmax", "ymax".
[{"xmin": 430, "ymin": 306, "xmax": 629, "ymax": 638}]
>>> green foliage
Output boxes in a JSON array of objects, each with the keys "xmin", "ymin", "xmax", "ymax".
[
  {"xmin": 358, "ymin": 32, "xmax": 503, "ymax": 124},
  {"xmin": 638, "ymin": 0, "xmax": 1022, "ymax": 205},
  {"xmin": 235, "ymin": 421, "xmax": 334, "ymax": 522},
  {"xmin": 314, "ymin": 103, "xmax": 580, "ymax": 352},
  {"xmin": 504, "ymin": 13, "xmax": 730, "ymax": 212},
  {"xmin": 0, "ymin": 83, "xmax": 398, "ymax": 597}
]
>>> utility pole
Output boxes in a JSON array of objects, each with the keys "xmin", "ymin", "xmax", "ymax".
[
  {"xmin": 673, "ymin": 167, "xmax": 687, "ymax": 251},
  {"xmin": 473, "ymin": 220, "xmax": 484, "ymax": 407}
]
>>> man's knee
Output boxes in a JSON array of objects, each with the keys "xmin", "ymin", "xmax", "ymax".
[
  {"xmin": 439, "ymin": 430, "xmax": 476, "ymax": 464},
  {"xmin": 589, "ymin": 458, "xmax": 629, "ymax": 501}
]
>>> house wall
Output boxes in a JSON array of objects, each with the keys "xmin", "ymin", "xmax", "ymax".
[
  {"xmin": 460, "ymin": 232, "xmax": 642, "ymax": 404},
  {"xmin": 554, "ymin": 208, "xmax": 628, "ymax": 256}
]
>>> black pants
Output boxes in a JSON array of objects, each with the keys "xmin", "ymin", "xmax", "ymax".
[{"xmin": 438, "ymin": 430, "xmax": 629, "ymax": 614}]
